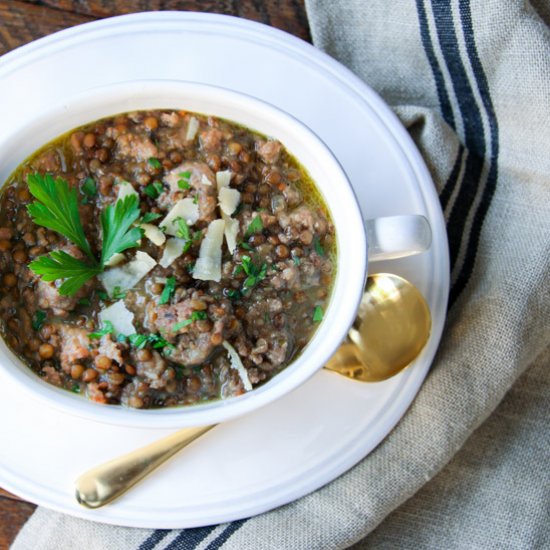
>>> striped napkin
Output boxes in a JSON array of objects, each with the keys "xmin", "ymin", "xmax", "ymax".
[{"xmin": 13, "ymin": 1, "xmax": 550, "ymax": 548}]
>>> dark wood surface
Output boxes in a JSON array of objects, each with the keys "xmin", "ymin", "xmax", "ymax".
[{"xmin": 0, "ymin": 1, "xmax": 309, "ymax": 548}]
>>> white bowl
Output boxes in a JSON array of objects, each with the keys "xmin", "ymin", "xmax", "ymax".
[{"xmin": 0, "ymin": 80, "xmax": 368, "ymax": 428}]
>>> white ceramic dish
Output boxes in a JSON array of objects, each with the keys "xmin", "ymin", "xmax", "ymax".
[
  {"xmin": 0, "ymin": 12, "xmax": 449, "ymax": 528},
  {"xmin": 0, "ymin": 79, "xmax": 368, "ymax": 429}
]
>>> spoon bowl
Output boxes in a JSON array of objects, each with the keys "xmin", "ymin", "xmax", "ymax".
[{"xmin": 325, "ymin": 273, "xmax": 431, "ymax": 382}]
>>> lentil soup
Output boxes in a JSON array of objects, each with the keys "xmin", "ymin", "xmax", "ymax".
[{"xmin": 0, "ymin": 109, "xmax": 335, "ymax": 409}]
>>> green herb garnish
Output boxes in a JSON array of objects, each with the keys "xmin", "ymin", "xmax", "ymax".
[
  {"xmin": 313, "ymin": 236, "xmax": 325, "ymax": 256},
  {"xmin": 78, "ymin": 298, "xmax": 92, "ymax": 306},
  {"xmin": 148, "ymin": 157, "xmax": 162, "ymax": 169},
  {"xmin": 89, "ymin": 320, "xmax": 115, "ymax": 339},
  {"xmin": 71, "ymin": 383, "xmax": 80, "ymax": 393},
  {"xmin": 27, "ymin": 173, "xmax": 94, "ymax": 259},
  {"xmin": 159, "ymin": 276, "xmax": 176, "ymax": 305},
  {"xmin": 140, "ymin": 212, "xmax": 162, "ymax": 224},
  {"xmin": 27, "ymin": 174, "xmax": 143, "ymax": 296},
  {"xmin": 173, "ymin": 311, "xmax": 208, "ymax": 331},
  {"xmin": 97, "ymin": 290, "xmax": 109, "ymax": 301},
  {"xmin": 240, "ymin": 255, "xmax": 267, "ymax": 291},
  {"xmin": 225, "ymin": 288, "xmax": 241, "ymax": 300},
  {"xmin": 192, "ymin": 194, "xmax": 199, "ymax": 205},
  {"xmin": 238, "ymin": 241, "xmax": 253, "ymax": 251},
  {"xmin": 143, "ymin": 181, "xmax": 164, "ymax": 199},
  {"xmin": 32, "ymin": 310, "xmax": 47, "ymax": 331},
  {"xmin": 244, "ymin": 215, "xmax": 263, "ymax": 239},
  {"xmin": 128, "ymin": 332, "xmax": 175, "ymax": 351},
  {"xmin": 112, "ymin": 286, "xmax": 127, "ymax": 300},
  {"xmin": 81, "ymin": 177, "xmax": 97, "ymax": 204},
  {"xmin": 293, "ymin": 255, "xmax": 301, "ymax": 266},
  {"xmin": 313, "ymin": 306, "xmax": 324, "ymax": 322},
  {"xmin": 177, "ymin": 171, "xmax": 191, "ymax": 190}
]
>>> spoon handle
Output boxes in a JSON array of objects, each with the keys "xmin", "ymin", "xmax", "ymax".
[{"xmin": 74, "ymin": 424, "xmax": 215, "ymax": 509}]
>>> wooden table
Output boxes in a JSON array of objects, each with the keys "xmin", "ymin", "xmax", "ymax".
[{"xmin": 0, "ymin": 2, "xmax": 309, "ymax": 547}]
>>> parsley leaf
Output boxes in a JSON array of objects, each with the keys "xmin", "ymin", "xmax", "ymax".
[
  {"xmin": 313, "ymin": 306, "xmax": 324, "ymax": 322},
  {"xmin": 32, "ymin": 310, "xmax": 47, "ymax": 331},
  {"xmin": 240, "ymin": 255, "xmax": 267, "ymax": 292},
  {"xmin": 159, "ymin": 276, "xmax": 176, "ymax": 305},
  {"xmin": 140, "ymin": 212, "xmax": 162, "ymax": 224},
  {"xmin": 148, "ymin": 157, "xmax": 162, "ymax": 169},
  {"xmin": 81, "ymin": 177, "xmax": 97, "ymax": 204},
  {"xmin": 244, "ymin": 214, "xmax": 263, "ymax": 239},
  {"xmin": 89, "ymin": 320, "xmax": 115, "ymax": 339},
  {"xmin": 27, "ymin": 173, "xmax": 94, "ymax": 260},
  {"xmin": 143, "ymin": 181, "xmax": 164, "ymax": 199},
  {"xmin": 29, "ymin": 250, "xmax": 102, "ymax": 296},
  {"xmin": 100, "ymin": 194, "xmax": 143, "ymax": 266},
  {"xmin": 112, "ymin": 286, "xmax": 127, "ymax": 300},
  {"xmin": 313, "ymin": 236, "xmax": 325, "ymax": 256},
  {"xmin": 177, "ymin": 171, "xmax": 191, "ymax": 190},
  {"xmin": 128, "ymin": 332, "xmax": 175, "ymax": 351},
  {"xmin": 173, "ymin": 311, "xmax": 208, "ymax": 331}
]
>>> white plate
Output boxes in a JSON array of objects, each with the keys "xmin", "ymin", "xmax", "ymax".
[{"xmin": 0, "ymin": 13, "xmax": 449, "ymax": 528}]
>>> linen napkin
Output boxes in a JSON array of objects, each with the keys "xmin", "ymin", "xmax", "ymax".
[{"xmin": 13, "ymin": 1, "xmax": 550, "ymax": 548}]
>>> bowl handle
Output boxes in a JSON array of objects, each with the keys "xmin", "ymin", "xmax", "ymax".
[{"xmin": 366, "ymin": 215, "xmax": 432, "ymax": 261}]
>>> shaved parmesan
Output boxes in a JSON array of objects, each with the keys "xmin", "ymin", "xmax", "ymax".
[
  {"xmin": 223, "ymin": 214, "xmax": 239, "ymax": 253},
  {"xmin": 141, "ymin": 223, "xmax": 166, "ymax": 246},
  {"xmin": 185, "ymin": 116, "xmax": 199, "ymax": 141},
  {"xmin": 99, "ymin": 300, "xmax": 135, "ymax": 336},
  {"xmin": 222, "ymin": 340, "xmax": 253, "ymax": 391},
  {"xmin": 99, "ymin": 251, "xmax": 156, "ymax": 297},
  {"xmin": 117, "ymin": 181, "xmax": 139, "ymax": 201},
  {"xmin": 216, "ymin": 170, "xmax": 232, "ymax": 191},
  {"xmin": 219, "ymin": 187, "xmax": 240, "ymax": 216},
  {"xmin": 104, "ymin": 252, "xmax": 125, "ymax": 267},
  {"xmin": 159, "ymin": 238, "xmax": 186, "ymax": 268},
  {"xmin": 192, "ymin": 219, "xmax": 225, "ymax": 282},
  {"xmin": 159, "ymin": 199, "xmax": 199, "ymax": 235}
]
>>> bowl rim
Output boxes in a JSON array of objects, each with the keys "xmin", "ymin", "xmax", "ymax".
[{"xmin": 0, "ymin": 79, "xmax": 368, "ymax": 428}]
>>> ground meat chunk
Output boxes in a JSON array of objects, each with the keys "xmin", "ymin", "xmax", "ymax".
[
  {"xmin": 98, "ymin": 334, "xmax": 124, "ymax": 365},
  {"xmin": 42, "ymin": 365, "xmax": 63, "ymax": 387},
  {"xmin": 133, "ymin": 350, "xmax": 168, "ymax": 390},
  {"xmin": 200, "ymin": 127, "xmax": 224, "ymax": 153},
  {"xmin": 115, "ymin": 132, "xmax": 158, "ymax": 161},
  {"xmin": 86, "ymin": 382, "xmax": 108, "ymax": 404},
  {"xmin": 257, "ymin": 140, "xmax": 282, "ymax": 164},
  {"xmin": 56, "ymin": 325, "xmax": 91, "ymax": 373},
  {"xmin": 31, "ymin": 149, "xmax": 62, "ymax": 172},
  {"xmin": 278, "ymin": 205, "xmax": 329, "ymax": 241},
  {"xmin": 161, "ymin": 162, "xmax": 217, "ymax": 222},
  {"xmin": 145, "ymin": 294, "xmax": 232, "ymax": 366}
]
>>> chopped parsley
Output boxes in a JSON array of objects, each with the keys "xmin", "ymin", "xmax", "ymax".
[
  {"xmin": 71, "ymin": 383, "xmax": 80, "ymax": 393},
  {"xmin": 140, "ymin": 212, "xmax": 162, "ymax": 224},
  {"xmin": 32, "ymin": 310, "xmax": 47, "ymax": 331},
  {"xmin": 143, "ymin": 181, "xmax": 164, "ymax": 199},
  {"xmin": 148, "ymin": 157, "xmax": 162, "ymax": 169},
  {"xmin": 78, "ymin": 298, "xmax": 92, "ymax": 306},
  {"xmin": 159, "ymin": 276, "xmax": 176, "ymax": 305},
  {"xmin": 192, "ymin": 194, "xmax": 199, "ymax": 205},
  {"xmin": 240, "ymin": 255, "xmax": 267, "ymax": 292},
  {"xmin": 173, "ymin": 311, "xmax": 208, "ymax": 331},
  {"xmin": 225, "ymin": 288, "xmax": 241, "ymax": 300},
  {"xmin": 313, "ymin": 306, "xmax": 324, "ymax": 322},
  {"xmin": 128, "ymin": 332, "xmax": 175, "ymax": 351},
  {"xmin": 238, "ymin": 241, "xmax": 253, "ymax": 251},
  {"xmin": 177, "ymin": 171, "xmax": 191, "ymax": 190},
  {"xmin": 313, "ymin": 236, "xmax": 325, "ymax": 256},
  {"xmin": 244, "ymin": 215, "xmax": 264, "ymax": 239},
  {"xmin": 89, "ymin": 320, "xmax": 115, "ymax": 339},
  {"xmin": 112, "ymin": 286, "xmax": 127, "ymax": 300},
  {"xmin": 97, "ymin": 290, "xmax": 109, "ymax": 301},
  {"xmin": 80, "ymin": 177, "xmax": 97, "ymax": 204}
]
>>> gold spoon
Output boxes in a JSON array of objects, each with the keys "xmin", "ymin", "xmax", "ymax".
[{"xmin": 75, "ymin": 273, "xmax": 431, "ymax": 509}]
